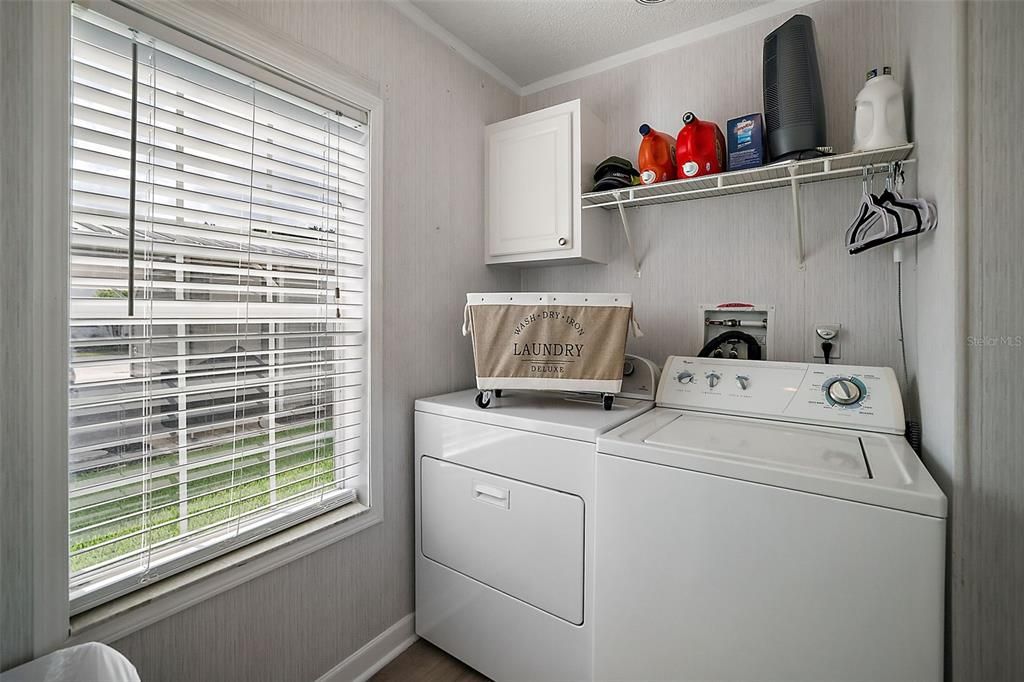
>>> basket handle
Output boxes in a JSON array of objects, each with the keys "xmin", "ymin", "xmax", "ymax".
[{"xmin": 630, "ymin": 305, "xmax": 644, "ymax": 339}]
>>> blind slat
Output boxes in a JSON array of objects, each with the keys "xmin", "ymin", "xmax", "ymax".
[
  {"xmin": 70, "ymin": 365, "xmax": 364, "ymax": 411},
  {"xmin": 69, "ymin": 397, "xmax": 364, "ymax": 466},
  {"xmin": 74, "ymin": 147, "xmax": 366, "ymax": 220},
  {"xmin": 71, "ymin": 328, "xmax": 365, "ymax": 350},
  {"xmin": 72, "ymin": 108, "xmax": 367, "ymax": 199},
  {"xmin": 74, "ymin": 97, "xmax": 368, "ymax": 180},
  {"xmin": 71, "ymin": 444, "xmax": 363, "ymax": 530},
  {"xmin": 70, "ymin": 250, "xmax": 366, "ymax": 285},
  {"xmin": 71, "ymin": 453, "xmax": 362, "ymax": 537},
  {"xmin": 72, "ymin": 168, "xmax": 367, "ymax": 229},
  {"xmin": 71, "ymin": 340, "xmax": 364, "ymax": 370},
  {"xmin": 70, "ymin": 465, "xmax": 361, "ymax": 558},
  {"xmin": 70, "ymin": 434, "xmax": 363, "ymax": 513},
  {"xmin": 70, "ymin": 372, "xmax": 364, "ymax": 462},
  {"xmin": 70, "ymin": 355, "xmax": 364, "ymax": 392},
  {"xmin": 71, "ymin": 228, "xmax": 364, "ymax": 270},
  {"xmin": 71, "ymin": 385, "xmax": 365, "ymax": 444},
  {"xmin": 70, "ymin": 419, "xmax": 364, "ymax": 489},
  {"xmin": 72, "ymin": 211, "xmax": 365, "ymax": 258},
  {"xmin": 73, "ymin": 115, "xmax": 367, "ymax": 190},
  {"xmin": 74, "ymin": 131, "xmax": 366, "ymax": 206}
]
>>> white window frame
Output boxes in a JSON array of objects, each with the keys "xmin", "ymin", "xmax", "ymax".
[{"xmin": 31, "ymin": 0, "xmax": 384, "ymax": 646}]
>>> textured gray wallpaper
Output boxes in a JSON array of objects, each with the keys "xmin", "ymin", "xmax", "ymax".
[
  {"xmin": 0, "ymin": 0, "xmax": 36, "ymax": 669},
  {"xmin": 959, "ymin": 2, "xmax": 1024, "ymax": 679}
]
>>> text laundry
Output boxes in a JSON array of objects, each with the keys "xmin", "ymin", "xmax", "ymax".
[{"xmin": 513, "ymin": 342, "xmax": 585, "ymax": 357}]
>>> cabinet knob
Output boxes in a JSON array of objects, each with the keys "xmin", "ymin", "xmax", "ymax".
[{"xmin": 558, "ymin": 237, "xmax": 567, "ymax": 246}]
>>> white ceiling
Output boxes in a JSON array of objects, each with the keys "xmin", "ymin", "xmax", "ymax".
[{"xmin": 406, "ymin": 0, "xmax": 778, "ymax": 91}]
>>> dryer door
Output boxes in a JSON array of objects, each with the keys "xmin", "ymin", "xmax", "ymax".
[{"xmin": 420, "ymin": 456, "xmax": 585, "ymax": 624}]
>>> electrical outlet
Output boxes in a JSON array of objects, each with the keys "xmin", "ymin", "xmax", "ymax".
[{"xmin": 813, "ymin": 323, "xmax": 842, "ymax": 361}]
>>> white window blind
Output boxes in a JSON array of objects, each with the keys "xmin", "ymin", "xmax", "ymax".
[{"xmin": 68, "ymin": 6, "xmax": 370, "ymax": 611}]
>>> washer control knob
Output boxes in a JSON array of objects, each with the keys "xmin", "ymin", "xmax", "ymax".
[
  {"xmin": 736, "ymin": 375, "xmax": 750, "ymax": 391},
  {"xmin": 827, "ymin": 378, "xmax": 862, "ymax": 406},
  {"xmin": 676, "ymin": 370, "xmax": 694, "ymax": 384},
  {"xmin": 706, "ymin": 372, "xmax": 721, "ymax": 389}
]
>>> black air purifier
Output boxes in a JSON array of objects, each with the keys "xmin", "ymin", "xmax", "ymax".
[{"xmin": 763, "ymin": 15, "xmax": 827, "ymax": 161}]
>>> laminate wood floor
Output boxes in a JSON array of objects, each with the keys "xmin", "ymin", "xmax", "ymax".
[{"xmin": 371, "ymin": 639, "xmax": 490, "ymax": 682}]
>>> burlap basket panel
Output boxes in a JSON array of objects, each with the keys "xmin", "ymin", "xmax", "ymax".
[{"xmin": 469, "ymin": 304, "xmax": 630, "ymax": 381}]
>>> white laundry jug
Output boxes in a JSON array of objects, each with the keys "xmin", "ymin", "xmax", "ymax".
[{"xmin": 853, "ymin": 67, "xmax": 908, "ymax": 151}]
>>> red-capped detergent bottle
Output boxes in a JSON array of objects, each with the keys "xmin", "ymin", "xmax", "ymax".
[
  {"xmin": 637, "ymin": 124, "xmax": 677, "ymax": 184},
  {"xmin": 675, "ymin": 112, "xmax": 726, "ymax": 178}
]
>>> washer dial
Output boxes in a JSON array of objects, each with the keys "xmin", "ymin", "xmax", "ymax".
[{"xmin": 823, "ymin": 376, "xmax": 867, "ymax": 407}]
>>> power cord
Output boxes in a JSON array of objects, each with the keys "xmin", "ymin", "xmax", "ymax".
[
  {"xmin": 815, "ymin": 326, "xmax": 839, "ymax": 364},
  {"xmin": 897, "ymin": 261, "xmax": 909, "ymax": 388},
  {"xmin": 895, "ymin": 259, "xmax": 922, "ymax": 453}
]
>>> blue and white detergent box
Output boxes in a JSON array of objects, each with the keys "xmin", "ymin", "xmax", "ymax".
[{"xmin": 727, "ymin": 113, "xmax": 766, "ymax": 171}]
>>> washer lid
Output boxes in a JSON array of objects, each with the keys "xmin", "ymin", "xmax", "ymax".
[
  {"xmin": 597, "ymin": 408, "xmax": 947, "ymax": 518},
  {"xmin": 644, "ymin": 413, "xmax": 870, "ymax": 479},
  {"xmin": 415, "ymin": 388, "xmax": 653, "ymax": 442}
]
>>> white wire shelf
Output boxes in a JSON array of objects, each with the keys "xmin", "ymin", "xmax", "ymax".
[
  {"xmin": 589, "ymin": 142, "xmax": 917, "ymax": 274},
  {"xmin": 582, "ymin": 143, "xmax": 916, "ymax": 276},
  {"xmin": 582, "ymin": 144, "xmax": 915, "ymax": 210}
]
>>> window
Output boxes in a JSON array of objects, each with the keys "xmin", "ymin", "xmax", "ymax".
[{"xmin": 68, "ymin": 6, "xmax": 373, "ymax": 612}]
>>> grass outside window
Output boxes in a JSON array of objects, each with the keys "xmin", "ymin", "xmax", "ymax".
[{"xmin": 70, "ymin": 420, "xmax": 336, "ymax": 572}]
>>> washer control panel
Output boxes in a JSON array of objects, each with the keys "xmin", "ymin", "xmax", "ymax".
[{"xmin": 657, "ymin": 356, "xmax": 904, "ymax": 434}]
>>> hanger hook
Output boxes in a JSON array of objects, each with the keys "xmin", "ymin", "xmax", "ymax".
[{"xmin": 862, "ymin": 166, "xmax": 869, "ymax": 193}]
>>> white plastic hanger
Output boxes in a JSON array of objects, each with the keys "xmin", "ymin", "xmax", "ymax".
[
  {"xmin": 846, "ymin": 167, "xmax": 901, "ymax": 252},
  {"xmin": 847, "ymin": 163, "xmax": 936, "ymax": 254}
]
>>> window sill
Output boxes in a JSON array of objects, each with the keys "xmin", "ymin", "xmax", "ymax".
[{"xmin": 68, "ymin": 502, "xmax": 379, "ymax": 645}]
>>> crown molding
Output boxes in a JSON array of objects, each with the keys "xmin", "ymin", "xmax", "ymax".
[
  {"xmin": 386, "ymin": 0, "xmax": 820, "ymax": 98},
  {"xmin": 386, "ymin": 0, "xmax": 522, "ymax": 94},
  {"xmin": 524, "ymin": 0, "xmax": 819, "ymax": 95},
  {"xmin": 520, "ymin": 0, "xmax": 819, "ymax": 95}
]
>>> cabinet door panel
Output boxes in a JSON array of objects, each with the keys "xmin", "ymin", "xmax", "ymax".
[{"xmin": 487, "ymin": 110, "xmax": 573, "ymax": 257}]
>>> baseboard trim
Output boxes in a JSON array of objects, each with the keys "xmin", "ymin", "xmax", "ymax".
[{"xmin": 316, "ymin": 613, "xmax": 418, "ymax": 682}]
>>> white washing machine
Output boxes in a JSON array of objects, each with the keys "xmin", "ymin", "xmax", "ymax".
[
  {"xmin": 414, "ymin": 360, "xmax": 657, "ymax": 682},
  {"xmin": 594, "ymin": 356, "xmax": 947, "ymax": 682}
]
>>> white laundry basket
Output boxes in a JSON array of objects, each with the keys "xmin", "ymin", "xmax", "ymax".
[{"xmin": 462, "ymin": 293, "xmax": 640, "ymax": 409}]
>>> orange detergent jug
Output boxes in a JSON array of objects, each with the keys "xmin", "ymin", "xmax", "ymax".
[
  {"xmin": 675, "ymin": 112, "xmax": 726, "ymax": 178},
  {"xmin": 637, "ymin": 124, "xmax": 677, "ymax": 184}
]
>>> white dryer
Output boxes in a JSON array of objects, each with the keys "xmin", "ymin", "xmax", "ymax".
[
  {"xmin": 414, "ymin": 362, "xmax": 656, "ymax": 682},
  {"xmin": 594, "ymin": 356, "xmax": 947, "ymax": 682}
]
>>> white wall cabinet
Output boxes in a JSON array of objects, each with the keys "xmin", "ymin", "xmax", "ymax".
[{"xmin": 485, "ymin": 99, "xmax": 610, "ymax": 266}]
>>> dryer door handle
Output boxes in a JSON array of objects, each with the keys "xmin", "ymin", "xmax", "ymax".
[{"xmin": 473, "ymin": 481, "xmax": 510, "ymax": 509}]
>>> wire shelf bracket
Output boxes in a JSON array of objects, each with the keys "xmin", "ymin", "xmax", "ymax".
[
  {"xmin": 613, "ymin": 191, "xmax": 642, "ymax": 278},
  {"xmin": 789, "ymin": 165, "xmax": 806, "ymax": 271}
]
